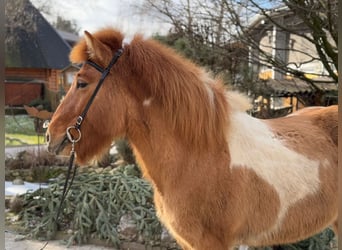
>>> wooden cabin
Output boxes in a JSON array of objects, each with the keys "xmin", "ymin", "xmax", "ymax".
[{"xmin": 5, "ymin": 0, "xmax": 78, "ymax": 112}]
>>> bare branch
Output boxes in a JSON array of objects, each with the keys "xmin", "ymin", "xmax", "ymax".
[{"xmin": 139, "ymin": 0, "xmax": 338, "ymax": 91}]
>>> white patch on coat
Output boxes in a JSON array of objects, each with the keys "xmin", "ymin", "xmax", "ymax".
[
  {"xmin": 143, "ymin": 97, "xmax": 153, "ymax": 107},
  {"xmin": 227, "ymin": 111, "xmax": 320, "ymax": 233},
  {"xmin": 226, "ymin": 91, "xmax": 252, "ymax": 112}
]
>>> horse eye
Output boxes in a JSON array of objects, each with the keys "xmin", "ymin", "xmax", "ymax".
[{"xmin": 76, "ymin": 81, "xmax": 88, "ymax": 89}]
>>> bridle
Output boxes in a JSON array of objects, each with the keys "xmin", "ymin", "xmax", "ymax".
[
  {"xmin": 40, "ymin": 48, "xmax": 123, "ymax": 250},
  {"xmin": 62, "ymin": 47, "xmax": 124, "ymax": 219},
  {"xmin": 69, "ymin": 48, "xmax": 124, "ymax": 133}
]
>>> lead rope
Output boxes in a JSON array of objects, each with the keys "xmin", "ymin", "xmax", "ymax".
[
  {"xmin": 40, "ymin": 128, "xmax": 81, "ymax": 250},
  {"xmin": 55, "ymin": 126, "xmax": 81, "ymax": 220}
]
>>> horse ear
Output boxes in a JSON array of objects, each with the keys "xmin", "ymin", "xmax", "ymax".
[{"xmin": 84, "ymin": 30, "xmax": 111, "ymax": 62}]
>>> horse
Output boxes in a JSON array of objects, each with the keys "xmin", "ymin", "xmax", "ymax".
[{"xmin": 46, "ymin": 28, "xmax": 338, "ymax": 250}]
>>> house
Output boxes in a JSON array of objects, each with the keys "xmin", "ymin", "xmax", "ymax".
[
  {"xmin": 57, "ymin": 30, "xmax": 79, "ymax": 47},
  {"xmin": 5, "ymin": 0, "xmax": 79, "ymax": 112},
  {"xmin": 246, "ymin": 6, "xmax": 337, "ymax": 118},
  {"xmin": 60, "ymin": 64, "xmax": 81, "ymax": 94}
]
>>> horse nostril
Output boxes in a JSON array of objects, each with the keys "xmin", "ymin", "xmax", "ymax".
[{"xmin": 46, "ymin": 133, "xmax": 50, "ymax": 143}]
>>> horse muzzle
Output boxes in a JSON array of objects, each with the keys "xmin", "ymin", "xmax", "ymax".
[{"xmin": 46, "ymin": 132, "xmax": 69, "ymax": 155}]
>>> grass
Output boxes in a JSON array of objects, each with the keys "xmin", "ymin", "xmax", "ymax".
[
  {"xmin": 5, "ymin": 115, "xmax": 46, "ymax": 146},
  {"xmin": 5, "ymin": 133, "xmax": 46, "ymax": 146}
]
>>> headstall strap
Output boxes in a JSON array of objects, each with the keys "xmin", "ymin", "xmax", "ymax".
[
  {"xmin": 77, "ymin": 48, "xmax": 124, "ymax": 129},
  {"xmin": 41, "ymin": 48, "xmax": 123, "ymax": 250},
  {"xmin": 85, "ymin": 60, "xmax": 105, "ymax": 73}
]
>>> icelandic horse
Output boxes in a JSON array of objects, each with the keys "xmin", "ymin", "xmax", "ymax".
[{"xmin": 46, "ymin": 28, "xmax": 338, "ymax": 249}]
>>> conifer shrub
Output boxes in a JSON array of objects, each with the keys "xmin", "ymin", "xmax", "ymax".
[{"xmin": 19, "ymin": 164, "xmax": 163, "ymax": 247}]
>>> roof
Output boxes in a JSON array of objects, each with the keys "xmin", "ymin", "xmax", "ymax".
[
  {"xmin": 254, "ymin": 78, "xmax": 338, "ymax": 97},
  {"xmin": 5, "ymin": 0, "xmax": 71, "ymax": 69},
  {"xmin": 248, "ymin": 5, "xmax": 289, "ymax": 30},
  {"xmin": 60, "ymin": 64, "xmax": 81, "ymax": 75},
  {"xmin": 57, "ymin": 30, "xmax": 79, "ymax": 46}
]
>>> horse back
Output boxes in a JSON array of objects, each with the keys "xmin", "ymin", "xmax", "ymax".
[
  {"xmin": 264, "ymin": 105, "xmax": 338, "ymax": 167},
  {"xmin": 248, "ymin": 105, "xmax": 339, "ymax": 245},
  {"xmin": 312, "ymin": 105, "xmax": 338, "ymax": 146},
  {"xmin": 291, "ymin": 105, "xmax": 338, "ymax": 146}
]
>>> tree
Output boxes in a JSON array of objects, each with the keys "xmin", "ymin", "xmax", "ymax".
[
  {"xmin": 141, "ymin": 0, "xmax": 249, "ymax": 85},
  {"xmin": 53, "ymin": 15, "xmax": 79, "ymax": 35},
  {"xmin": 32, "ymin": 0, "xmax": 80, "ymax": 34},
  {"xmin": 231, "ymin": 0, "xmax": 337, "ymax": 83},
  {"xmin": 5, "ymin": 0, "xmax": 38, "ymax": 47},
  {"xmin": 140, "ymin": 0, "xmax": 338, "ymax": 106},
  {"xmin": 154, "ymin": 32, "xmax": 247, "ymax": 86}
]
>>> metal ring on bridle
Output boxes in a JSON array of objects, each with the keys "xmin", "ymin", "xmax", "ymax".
[{"xmin": 66, "ymin": 126, "xmax": 82, "ymax": 143}]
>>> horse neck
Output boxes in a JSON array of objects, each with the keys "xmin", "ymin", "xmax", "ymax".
[{"xmin": 127, "ymin": 106, "xmax": 230, "ymax": 194}]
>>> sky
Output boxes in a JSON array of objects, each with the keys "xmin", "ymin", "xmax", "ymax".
[{"xmin": 31, "ymin": 0, "xmax": 171, "ymax": 38}]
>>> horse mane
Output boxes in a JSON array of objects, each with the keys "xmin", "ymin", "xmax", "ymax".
[{"xmin": 69, "ymin": 28, "xmax": 251, "ymax": 148}]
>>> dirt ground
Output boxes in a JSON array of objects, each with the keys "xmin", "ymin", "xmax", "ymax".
[{"xmin": 5, "ymin": 230, "xmax": 113, "ymax": 250}]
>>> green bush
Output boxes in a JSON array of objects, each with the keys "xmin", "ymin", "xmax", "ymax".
[
  {"xmin": 115, "ymin": 139, "xmax": 136, "ymax": 164},
  {"xmin": 272, "ymin": 228, "xmax": 336, "ymax": 250},
  {"xmin": 19, "ymin": 164, "xmax": 162, "ymax": 247},
  {"xmin": 247, "ymin": 228, "xmax": 336, "ymax": 250},
  {"xmin": 5, "ymin": 115, "xmax": 36, "ymax": 135}
]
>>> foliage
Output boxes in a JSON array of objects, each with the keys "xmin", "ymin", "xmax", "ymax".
[
  {"xmin": 5, "ymin": 0, "xmax": 38, "ymax": 49},
  {"xmin": 154, "ymin": 31, "xmax": 246, "ymax": 85},
  {"xmin": 5, "ymin": 114, "xmax": 45, "ymax": 146},
  {"xmin": 53, "ymin": 15, "xmax": 80, "ymax": 35},
  {"xmin": 5, "ymin": 115, "xmax": 36, "ymax": 135},
  {"xmin": 32, "ymin": 0, "xmax": 80, "ymax": 35},
  {"xmin": 280, "ymin": 228, "xmax": 336, "ymax": 249},
  {"xmin": 154, "ymin": 35, "xmax": 197, "ymax": 62},
  {"xmin": 115, "ymin": 139, "xmax": 136, "ymax": 165},
  {"xmin": 19, "ymin": 164, "xmax": 162, "ymax": 247},
  {"xmin": 250, "ymin": 228, "xmax": 336, "ymax": 250}
]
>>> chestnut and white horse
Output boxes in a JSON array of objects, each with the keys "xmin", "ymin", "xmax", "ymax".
[{"xmin": 46, "ymin": 28, "xmax": 338, "ymax": 249}]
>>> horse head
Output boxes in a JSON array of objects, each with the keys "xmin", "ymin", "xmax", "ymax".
[{"xmin": 46, "ymin": 29, "xmax": 138, "ymax": 164}]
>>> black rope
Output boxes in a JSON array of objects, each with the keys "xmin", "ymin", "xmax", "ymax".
[
  {"xmin": 55, "ymin": 152, "xmax": 77, "ymax": 221},
  {"xmin": 40, "ymin": 149, "xmax": 77, "ymax": 250}
]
